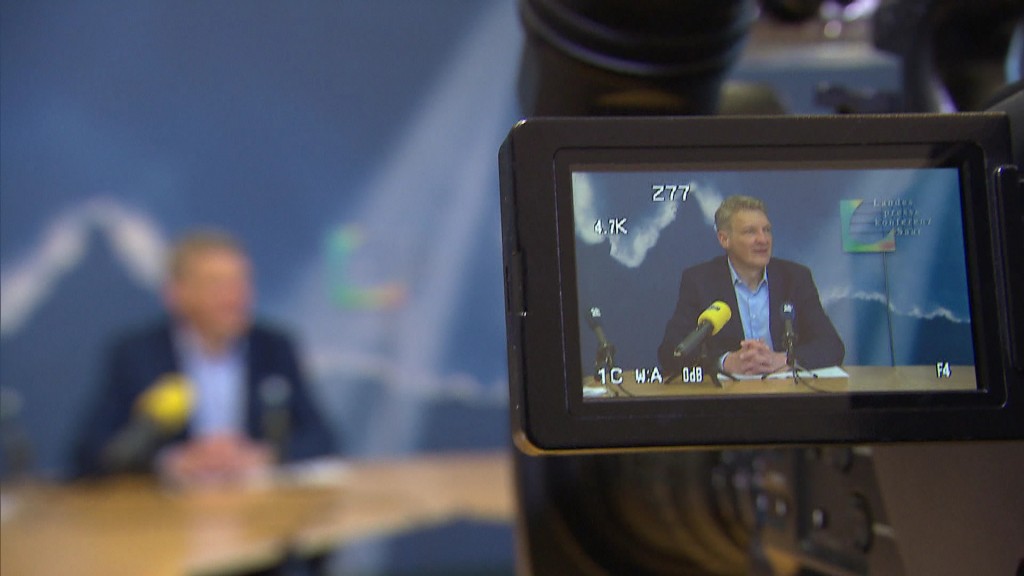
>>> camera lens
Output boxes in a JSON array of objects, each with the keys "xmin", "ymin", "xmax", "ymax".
[{"xmin": 516, "ymin": 0, "xmax": 758, "ymax": 115}]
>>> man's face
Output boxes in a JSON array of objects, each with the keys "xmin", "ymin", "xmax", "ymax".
[
  {"xmin": 718, "ymin": 208, "xmax": 772, "ymax": 272},
  {"xmin": 168, "ymin": 248, "xmax": 252, "ymax": 346}
]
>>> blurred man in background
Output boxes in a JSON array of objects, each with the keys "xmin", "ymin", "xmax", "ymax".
[{"xmin": 75, "ymin": 230, "xmax": 335, "ymax": 487}]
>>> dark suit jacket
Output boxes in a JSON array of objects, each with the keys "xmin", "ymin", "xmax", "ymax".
[
  {"xmin": 74, "ymin": 320, "xmax": 336, "ymax": 477},
  {"xmin": 657, "ymin": 256, "xmax": 844, "ymax": 378}
]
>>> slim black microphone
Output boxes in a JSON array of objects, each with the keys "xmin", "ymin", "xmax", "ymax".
[
  {"xmin": 782, "ymin": 302, "xmax": 796, "ymax": 351},
  {"xmin": 259, "ymin": 375, "xmax": 292, "ymax": 461},
  {"xmin": 779, "ymin": 302, "xmax": 817, "ymax": 385},
  {"xmin": 586, "ymin": 307, "xmax": 611, "ymax": 350},
  {"xmin": 586, "ymin": 307, "xmax": 619, "ymax": 392}
]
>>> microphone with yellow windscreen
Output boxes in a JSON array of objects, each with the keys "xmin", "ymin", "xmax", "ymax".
[
  {"xmin": 673, "ymin": 301, "xmax": 733, "ymax": 358},
  {"xmin": 697, "ymin": 301, "xmax": 732, "ymax": 335},
  {"xmin": 101, "ymin": 373, "xmax": 194, "ymax": 473},
  {"xmin": 135, "ymin": 373, "xmax": 194, "ymax": 432}
]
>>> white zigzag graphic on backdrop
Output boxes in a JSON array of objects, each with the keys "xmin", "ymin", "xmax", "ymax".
[
  {"xmin": 0, "ymin": 193, "xmax": 510, "ymax": 406},
  {"xmin": 0, "ymin": 197, "xmax": 168, "ymax": 336}
]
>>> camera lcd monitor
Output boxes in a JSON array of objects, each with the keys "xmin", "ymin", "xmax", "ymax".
[
  {"xmin": 570, "ymin": 161, "xmax": 977, "ymax": 399},
  {"xmin": 499, "ymin": 115, "xmax": 1022, "ymax": 450}
]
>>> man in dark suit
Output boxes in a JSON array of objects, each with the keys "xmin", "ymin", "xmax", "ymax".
[
  {"xmin": 75, "ymin": 230, "xmax": 335, "ymax": 485},
  {"xmin": 658, "ymin": 195, "xmax": 844, "ymax": 379}
]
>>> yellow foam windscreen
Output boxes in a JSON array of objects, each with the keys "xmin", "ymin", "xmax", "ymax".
[
  {"xmin": 697, "ymin": 301, "xmax": 732, "ymax": 335},
  {"xmin": 134, "ymin": 373, "xmax": 194, "ymax": 432}
]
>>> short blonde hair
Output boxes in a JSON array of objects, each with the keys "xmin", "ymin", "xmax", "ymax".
[
  {"xmin": 168, "ymin": 229, "xmax": 245, "ymax": 279},
  {"xmin": 714, "ymin": 195, "xmax": 767, "ymax": 233}
]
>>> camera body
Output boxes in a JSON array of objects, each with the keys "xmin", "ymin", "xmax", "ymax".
[{"xmin": 500, "ymin": 113, "xmax": 1024, "ymax": 453}]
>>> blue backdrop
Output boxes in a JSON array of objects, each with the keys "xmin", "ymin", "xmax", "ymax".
[{"xmin": 2, "ymin": 1, "xmax": 522, "ymax": 480}]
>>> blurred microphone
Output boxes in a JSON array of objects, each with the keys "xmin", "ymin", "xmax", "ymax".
[
  {"xmin": 259, "ymin": 375, "xmax": 292, "ymax": 460},
  {"xmin": 101, "ymin": 374, "xmax": 193, "ymax": 474},
  {"xmin": 0, "ymin": 386, "xmax": 34, "ymax": 480},
  {"xmin": 673, "ymin": 301, "xmax": 732, "ymax": 358}
]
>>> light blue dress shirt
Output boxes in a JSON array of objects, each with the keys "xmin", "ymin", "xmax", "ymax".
[
  {"xmin": 728, "ymin": 258, "xmax": 774, "ymax": 349},
  {"xmin": 176, "ymin": 328, "xmax": 246, "ymax": 437},
  {"xmin": 720, "ymin": 259, "xmax": 774, "ymax": 370}
]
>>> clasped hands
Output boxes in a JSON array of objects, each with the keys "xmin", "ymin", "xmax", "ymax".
[
  {"xmin": 158, "ymin": 433, "xmax": 274, "ymax": 490},
  {"xmin": 723, "ymin": 339, "xmax": 788, "ymax": 375}
]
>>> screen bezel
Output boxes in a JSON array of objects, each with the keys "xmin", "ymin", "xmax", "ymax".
[
  {"xmin": 500, "ymin": 115, "xmax": 1022, "ymax": 451},
  {"xmin": 559, "ymin": 145, "xmax": 994, "ymax": 412}
]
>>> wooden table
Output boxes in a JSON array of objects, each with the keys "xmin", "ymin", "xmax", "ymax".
[
  {"xmin": 584, "ymin": 365, "xmax": 976, "ymax": 398},
  {"xmin": 0, "ymin": 452, "xmax": 513, "ymax": 576}
]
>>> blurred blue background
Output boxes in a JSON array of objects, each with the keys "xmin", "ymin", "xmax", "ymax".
[
  {"xmin": 2, "ymin": 0, "xmax": 519, "ymax": 478},
  {"xmin": 1, "ymin": 1, "xmax": 903, "ymax": 573}
]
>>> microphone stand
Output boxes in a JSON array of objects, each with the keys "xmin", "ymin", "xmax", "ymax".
[
  {"xmin": 785, "ymin": 334, "xmax": 816, "ymax": 386},
  {"xmin": 595, "ymin": 342, "xmax": 629, "ymax": 397}
]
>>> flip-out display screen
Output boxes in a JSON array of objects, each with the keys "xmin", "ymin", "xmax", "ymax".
[
  {"xmin": 499, "ymin": 115, "xmax": 1023, "ymax": 451},
  {"xmin": 570, "ymin": 162, "xmax": 977, "ymax": 399}
]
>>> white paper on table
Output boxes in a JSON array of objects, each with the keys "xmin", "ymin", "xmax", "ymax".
[
  {"xmin": 720, "ymin": 366, "xmax": 849, "ymax": 381},
  {"xmin": 275, "ymin": 457, "xmax": 353, "ymax": 488}
]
